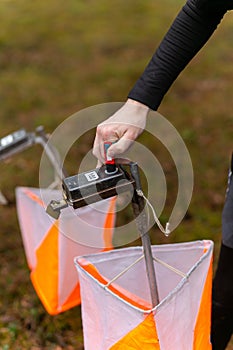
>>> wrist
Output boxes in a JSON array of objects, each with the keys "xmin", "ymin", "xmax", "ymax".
[{"xmin": 126, "ymin": 98, "xmax": 150, "ymax": 113}]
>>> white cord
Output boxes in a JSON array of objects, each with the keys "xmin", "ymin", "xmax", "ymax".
[
  {"xmin": 136, "ymin": 189, "xmax": 171, "ymax": 237},
  {"xmin": 104, "ymin": 255, "xmax": 144, "ymax": 289},
  {"xmin": 153, "ymin": 256, "xmax": 187, "ymax": 278},
  {"xmin": 103, "ymin": 253, "xmax": 187, "ymax": 290}
]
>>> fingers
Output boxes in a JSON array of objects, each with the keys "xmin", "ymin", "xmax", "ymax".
[
  {"xmin": 92, "ymin": 99, "xmax": 149, "ymax": 163},
  {"xmin": 93, "ymin": 121, "xmax": 146, "ymax": 162},
  {"xmin": 93, "ymin": 129, "xmax": 139, "ymax": 166},
  {"xmin": 93, "ymin": 122, "xmax": 123, "ymax": 162},
  {"xmin": 96, "ymin": 159, "xmax": 102, "ymax": 168},
  {"xmin": 106, "ymin": 135, "xmax": 133, "ymax": 158},
  {"xmin": 92, "ymin": 131, "xmax": 105, "ymax": 164}
]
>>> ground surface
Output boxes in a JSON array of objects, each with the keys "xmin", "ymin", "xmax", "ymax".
[{"xmin": 0, "ymin": 0, "xmax": 232, "ymax": 349}]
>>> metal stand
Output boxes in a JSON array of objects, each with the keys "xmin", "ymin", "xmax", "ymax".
[
  {"xmin": 35, "ymin": 126, "xmax": 67, "ymax": 184},
  {"xmin": 130, "ymin": 162, "xmax": 159, "ymax": 307}
]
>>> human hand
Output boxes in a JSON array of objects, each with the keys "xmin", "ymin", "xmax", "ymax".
[{"xmin": 93, "ymin": 99, "xmax": 149, "ymax": 164}]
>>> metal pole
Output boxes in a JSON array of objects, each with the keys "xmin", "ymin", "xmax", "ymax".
[
  {"xmin": 35, "ymin": 126, "xmax": 68, "ymax": 180},
  {"xmin": 130, "ymin": 162, "xmax": 159, "ymax": 307}
]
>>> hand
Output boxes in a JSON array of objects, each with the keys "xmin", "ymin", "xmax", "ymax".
[{"xmin": 93, "ymin": 99, "xmax": 149, "ymax": 164}]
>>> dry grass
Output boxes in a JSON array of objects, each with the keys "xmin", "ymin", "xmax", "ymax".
[{"xmin": 0, "ymin": 0, "xmax": 232, "ymax": 348}]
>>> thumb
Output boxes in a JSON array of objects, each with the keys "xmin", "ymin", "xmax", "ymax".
[{"xmin": 107, "ymin": 136, "xmax": 134, "ymax": 159}]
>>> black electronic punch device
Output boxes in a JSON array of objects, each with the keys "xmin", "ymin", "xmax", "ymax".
[
  {"xmin": 46, "ymin": 162, "xmax": 137, "ymax": 218},
  {"xmin": 62, "ymin": 164, "xmax": 134, "ymax": 209},
  {"xmin": 46, "ymin": 141, "xmax": 137, "ymax": 217}
]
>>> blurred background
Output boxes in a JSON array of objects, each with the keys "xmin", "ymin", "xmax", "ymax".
[{"xmin": 0, "ymin": 0, "xmax": 232, "ymax": 348}]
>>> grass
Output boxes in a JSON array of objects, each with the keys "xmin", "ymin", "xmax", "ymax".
[{"xmin": 0, "ymin": 0, "xmax": 233, "ymax": 348}]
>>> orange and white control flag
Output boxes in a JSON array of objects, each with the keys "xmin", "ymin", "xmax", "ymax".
[
  {"xmin": 75, "ymin": 240, "xmax": 213, "ymax": 350},
  {"xmin": 16, "ymin": 186, "xmax": 115, "ymax": 315}
]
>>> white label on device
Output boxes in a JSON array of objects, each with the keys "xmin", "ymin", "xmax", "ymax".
[{"xmin": 84, "ymin": 171, "xmax": 99, "ymax": 182}]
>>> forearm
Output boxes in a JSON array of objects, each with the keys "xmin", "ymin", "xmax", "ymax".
[{"xmin": 128, "ymin": 0, "xmax": 228, "ymax": 110}]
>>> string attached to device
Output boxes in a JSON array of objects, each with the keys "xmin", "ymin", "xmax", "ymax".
[{"xmin": 136, "ymin": 189, "xmax": 171, "ymax": 237}]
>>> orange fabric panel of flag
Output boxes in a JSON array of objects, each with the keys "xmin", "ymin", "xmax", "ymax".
[
  {"xmin": 58, "ymin": 282, "xmax": 81, "ymax": 314},
  {"xmin": 109, "ymin": 313, "xmax": 160, "ymax": 350},
  {"xmin": 193, "ymin": 258, "xmax": 213, "ymax": 350},
  {"xmin": 30, "ymin": 221, "xmax": 59, "ymax": 315},
  {"xmin": 102, "ymin": 197, "xmax": 116, "ymax": 252},
  {"xmin": 79, "ymin": 258, "xmax": 152, "ymax": 310}
]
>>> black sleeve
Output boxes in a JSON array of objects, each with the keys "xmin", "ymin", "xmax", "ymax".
[{"xmin": 128, "ymin": 0, "xmax": 231, "ymax": 110}]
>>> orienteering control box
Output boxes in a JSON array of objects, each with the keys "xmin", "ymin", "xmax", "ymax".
[{"xmin": 62, "ymin": 165, "xmax": 133, "ymax": 209}]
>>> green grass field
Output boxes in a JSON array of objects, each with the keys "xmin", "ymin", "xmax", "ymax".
[{"xmin": 0, "ymin": 0, "xmax": 232, "ymax": 348}]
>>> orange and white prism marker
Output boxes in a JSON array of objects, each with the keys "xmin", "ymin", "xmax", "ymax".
[
  {"xmin": 16, "ymin": 186, "xmax": 115, "ymax": 315},
  {"xmin": 75, "ymin": 240, "xmax": 213, "ymax": 350}
]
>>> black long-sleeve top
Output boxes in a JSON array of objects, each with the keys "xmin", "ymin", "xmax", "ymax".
[{"xmin": 128, "ymin": 0, "xmax": 233, "ymax": 110}]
